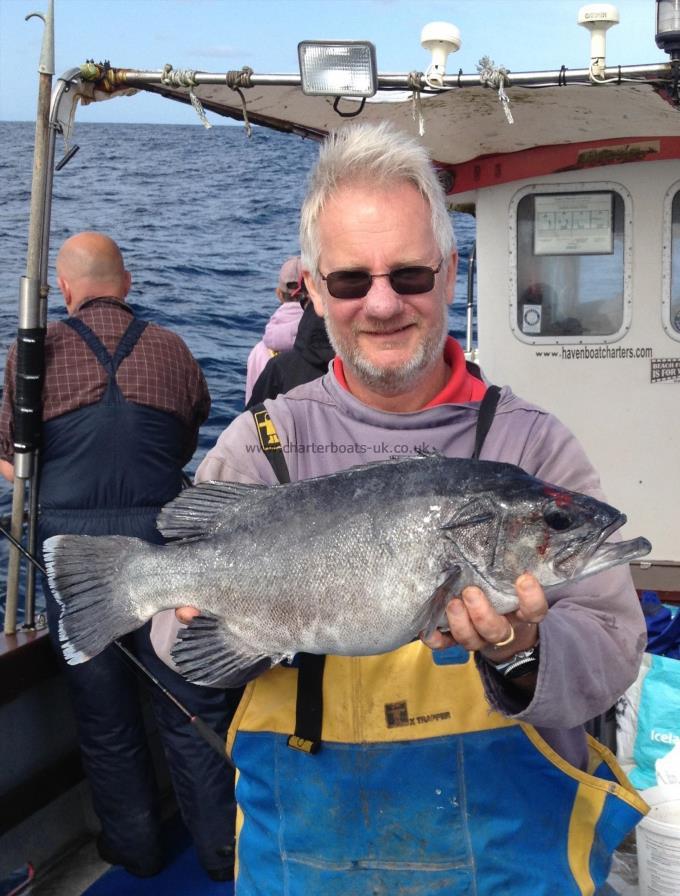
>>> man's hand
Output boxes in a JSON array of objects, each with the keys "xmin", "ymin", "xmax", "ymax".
[
  {"xmin": 0, "ymin": 459, "xmax": 14, "ymax": 483},
  {"xmin": 421, "ymin": 573, "xmax": 546, "ymax": 663},
  {"xmin": 176, "ymin": 606, "xmax": 200, "ymax": 625}
]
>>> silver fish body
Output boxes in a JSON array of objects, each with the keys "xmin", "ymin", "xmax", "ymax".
[{"xmin": 43, "ymin": 455, "xmax": 651, "ymax": 687}]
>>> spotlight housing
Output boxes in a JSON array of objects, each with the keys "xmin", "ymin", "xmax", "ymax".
[{"xmin": 298, "ymin": 41, "xmax": 378, "ymax": 97}]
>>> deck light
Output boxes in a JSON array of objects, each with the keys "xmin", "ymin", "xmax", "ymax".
[
  {"xmin": 420, "ymin": 22, "xmax": 462, "ymax": 88},
  {"xmin": 298, "ymin": 41, "xmax": 377, "ymax": 97},
  {"xmin": 656, "ymin": 0, "xmax": 680, "ymax": 59},
  {"xmin": 577, "ymin": 4, "xmax": 620, "ymax": 79}
]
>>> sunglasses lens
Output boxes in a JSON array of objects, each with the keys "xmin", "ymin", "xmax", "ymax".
[
  {"xmin": 390, "ymin": 267, "xmax": 436, "ymax": 295},
  {"xmin": 325, "ymin": 270, "xmax": 372, "ymax": 299},
  {"xmin": 324, "ymin": 263, "xmax": 439, "ymax": 299}
]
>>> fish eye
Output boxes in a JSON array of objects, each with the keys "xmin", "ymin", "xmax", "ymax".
[{"xmin": 543, "ymin": 507, "xmax": 574, "ymax": 531}]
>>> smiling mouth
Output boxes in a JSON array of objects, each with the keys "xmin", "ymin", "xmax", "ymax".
[{"xmin": 363, "ymin": 322, "xmax": 416, "ymax": 337}]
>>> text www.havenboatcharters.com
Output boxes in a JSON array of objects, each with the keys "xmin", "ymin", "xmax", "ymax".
[{"xmin": 534, "ymin": 345, "xmax": 654, "ymax": 360}]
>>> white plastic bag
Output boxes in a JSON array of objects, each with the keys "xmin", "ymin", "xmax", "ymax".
[{"xmin": 616, "ymin": 652, "xmax": 680, "ymax": 789}]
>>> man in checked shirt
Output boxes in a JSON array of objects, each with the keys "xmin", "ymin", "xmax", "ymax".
[{"xmin": 0, "ymin": 232, "xmax": 240, "ymax": 882}]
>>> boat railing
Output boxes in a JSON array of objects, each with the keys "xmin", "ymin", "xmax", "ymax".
[{"xmin": 105, "ymin": 62, "xmax": 675, "ymax": 90}]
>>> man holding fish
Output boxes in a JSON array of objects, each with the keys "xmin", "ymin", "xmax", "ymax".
[{"xmin": 47, "ymin": 122, "xmax": 648, "ymax": 893}]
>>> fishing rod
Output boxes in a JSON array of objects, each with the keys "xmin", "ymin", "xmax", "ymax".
[
  {"xmin": 0, "ymin": 523, "xmax": 231, "ymax": 763},
  {"xmin": 5, "ymin": 0, "xmax": 56, "ymax": 636}
]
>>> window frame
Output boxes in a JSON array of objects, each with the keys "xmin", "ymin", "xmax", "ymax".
[
  {"xmin": 508, "ymin": 181, "xmax": 633, "ymax": 346},
  {"xmin": 662, "ymin": 179, "xmax": 680, "ymax": 343}
]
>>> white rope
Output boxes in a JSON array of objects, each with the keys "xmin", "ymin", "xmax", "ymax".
[
  {"xmin": 407, "ymin": 72, "xmax": 426, "ymax": 136},
  {"xmin": 188, "ymin": 91, "xmax": 213, "ymax": 129},
  {"xmin": 161, "ymin": 64, "xmax": 213, "ymax": 129},
  {"xmin": 477, "ymin": 56, "xmax": 514, "ymax": 125}
]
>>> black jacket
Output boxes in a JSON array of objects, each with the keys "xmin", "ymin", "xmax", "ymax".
[{"xmin": 246, "ymin": 303, "xmax": 334, "ymax": 408}]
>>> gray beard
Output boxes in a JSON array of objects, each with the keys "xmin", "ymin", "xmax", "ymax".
[{"xmin": 324, "ymin": 311, "xmax": 449, "ymax": 397}]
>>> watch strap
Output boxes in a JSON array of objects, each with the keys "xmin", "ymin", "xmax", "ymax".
[{"xmin": 486, "ymin": 643, "xmax": 540, "ymax": 680}]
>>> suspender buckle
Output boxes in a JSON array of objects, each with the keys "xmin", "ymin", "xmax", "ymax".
[{"xmin": 287, "ymin": 734, "xmax": 321, "ymax": 754}]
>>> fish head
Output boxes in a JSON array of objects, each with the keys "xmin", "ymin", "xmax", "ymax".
[
  {"xmin": 440, "ymin": 468, "xmax": 651, "ymax": 603},
  {"xmin": 499, "ymin": 480, "xmax": 651, "ymax": 588}
]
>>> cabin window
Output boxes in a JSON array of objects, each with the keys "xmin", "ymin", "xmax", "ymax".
[
  {"xmin": 668, "ymin": 188, "xmax": 680, "ymax": 336},
  {"xmin": 512, "ymin": 187, "xmax": 629, "ymax": 343}
]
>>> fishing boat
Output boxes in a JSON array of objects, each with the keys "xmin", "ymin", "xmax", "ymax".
[{"xmin": 2, "ymin": 1, "xmax": 679, "ymax": 893}]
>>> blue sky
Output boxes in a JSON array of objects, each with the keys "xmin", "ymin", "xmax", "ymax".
[{"xmin": 0, "ymin": 0, "xmax": 667, "ymax": 124}]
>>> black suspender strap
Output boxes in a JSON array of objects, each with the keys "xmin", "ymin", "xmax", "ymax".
[
  {"xmin": 63, "ymin": 317, "xmax": 115, "ymax": 376},
  {"xmin": 63, "ymin": 317, "xmax": 148, "ymax": 376},
  {"xmin": 248, "ymin": 403, "xmax": 291, "ymax": 484},
  {"xmin": 111, "ymin": 319, "xmax": 149, "ymax": 370},
  {"xmin": 287, "ymin": 653, "xmax": 326, "ymax": 754},
  {"xmin": 472, "ymin": 385, "xmax": 501, "ymax": 460},
  {"xmin": 248, "ymin": 404, "xmax": 325, "ymax": 754}
]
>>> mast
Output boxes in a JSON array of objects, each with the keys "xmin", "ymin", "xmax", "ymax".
[{"xmin": 4, "ymin": 1, "xmax": 54, "ymax": 633}]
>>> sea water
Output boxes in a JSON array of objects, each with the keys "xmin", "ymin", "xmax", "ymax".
[{"xmin": 0, "ymin": 120, "xmax": 476, "ymax": 616}]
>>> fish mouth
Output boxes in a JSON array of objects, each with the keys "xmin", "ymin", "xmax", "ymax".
[{"xmin": 554, "ymin": 516, "xmax": 652, "ymax": 579}]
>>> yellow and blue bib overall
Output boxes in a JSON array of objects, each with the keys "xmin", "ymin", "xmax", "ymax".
[
  {"xmin": 228, "ymin": 644, "xmax": 645, "ymax": 895},
  {"xmin": 230, "ymin": 401, "xmax": 647, "ymax": 895}
]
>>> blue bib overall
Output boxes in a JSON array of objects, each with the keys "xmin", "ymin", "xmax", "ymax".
[
  {"xmin": 39, "ymin": 314, "xmax": 184, "ymax": 542},
  {"xmin": 39, "ymin": 310, "xmax": 239, "ymax": 876}
]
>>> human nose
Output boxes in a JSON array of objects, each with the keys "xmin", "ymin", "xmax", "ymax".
[{"xmin": 361, "ymin": 274, "xmax": 404, "ymax": 318}]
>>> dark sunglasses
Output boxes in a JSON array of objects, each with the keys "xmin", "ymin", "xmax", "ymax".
[{"xmin": 320, "ymin": 260, "xmax": 443, "ymax": 300}]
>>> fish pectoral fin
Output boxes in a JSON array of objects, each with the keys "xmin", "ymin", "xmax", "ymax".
[
  {"xmin": 440, "ymin": 496, "xmax": 497, "ymax": 533},
  {"xmin": 440, "ymin": 498, "xmax": 500, "ymax": 569},
  {"xmin": 157, "ymin": 480, "xmax": 268, "ymax": 540},
  {"xmin": 171, "ymin": 614, "xmax": 274, "ymax": 688},
  {"xmin": 417, "ymin": 567, "xmax": 462, "ymax": 640}
]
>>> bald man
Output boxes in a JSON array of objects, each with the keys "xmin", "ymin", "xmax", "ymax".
[
  {"xmin": 0, "ymin": 232, "xmax": 240, "ymax": 882},
  {"xmin": 56, "ymin": 230, "xmax": 132, "ymax": 308}
]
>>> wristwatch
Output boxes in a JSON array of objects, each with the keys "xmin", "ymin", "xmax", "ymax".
[{"xmin": 485, "ymin": 643, "xmax": 540, "ymax": 680}]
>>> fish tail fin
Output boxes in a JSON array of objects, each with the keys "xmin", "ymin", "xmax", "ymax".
[{"xmin": 43, "ymin": 534, "xmax": 149, "ymax": 664}]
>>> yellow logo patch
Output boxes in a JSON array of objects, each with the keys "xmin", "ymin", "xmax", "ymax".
[{"xmin": 253, "ymin": 409, "xmax": 282, "ymax": 452}]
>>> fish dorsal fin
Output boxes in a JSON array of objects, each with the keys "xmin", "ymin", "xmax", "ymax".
[
  {"xmin": 157, "ymin": 480, "xmax": 269, "ymax": 540},
  {"xmin": 414, "ymin": 447, "xmax": 443, "ymax": 459},
  {"xmin": 321, "ymin": 454, "xmax": 433, "ymax": 480}
]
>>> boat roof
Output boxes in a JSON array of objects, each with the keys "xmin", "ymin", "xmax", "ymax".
[{"xmin": 67, "ymin": 61, "xmax": 680, "ymax": 189}]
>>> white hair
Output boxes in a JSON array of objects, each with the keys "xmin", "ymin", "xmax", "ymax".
[{"xmin": 299, "ymin": 121, "xmax": 456, "ymax": 278}]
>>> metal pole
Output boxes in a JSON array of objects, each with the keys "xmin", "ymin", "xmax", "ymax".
[
  {"xmin": 466, "ymin": 243, "xmax": 477, "ymax": 356},
  {"xmin": 4, "ymin": 2, "xmax": 54, "ymax": 634},
  {"xmin": 24, "ymin": 454, "xmax": 40, "ymax": 629},
  {"xmin": 24, "ymin": 87, "xmax": 59, "ymax": 630},
  {"xmin": 113, "ymin": 61, "xmax": 673, "ymax": 90}
]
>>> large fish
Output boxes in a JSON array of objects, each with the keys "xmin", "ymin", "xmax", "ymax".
[{"xmin": 43, "ymin": 455, "xmax": 650, "ymax": 687}]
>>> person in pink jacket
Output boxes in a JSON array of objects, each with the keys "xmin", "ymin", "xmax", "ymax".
[{"xmin": 244, "ymin": 256, "xmax": 305, "ymax": 402}]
